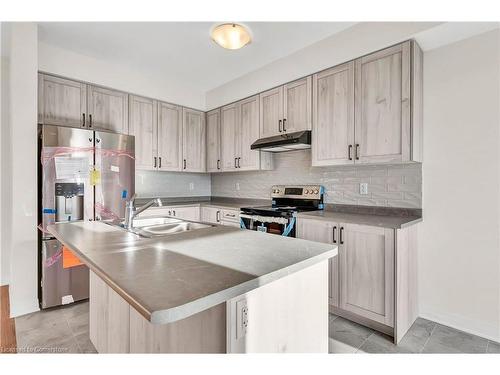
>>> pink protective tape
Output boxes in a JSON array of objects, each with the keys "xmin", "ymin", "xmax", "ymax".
[
  {"xmin": 94, "ymin": 202, "xmax": 121, "ymax": 221},
  {"xmin": 45, "ymin": 248, "xmax": 62, "ymax": 268},
  {"xmin": 40, "ymin": 146, "xmax": 135, "ymax": 165},
  {"xmin": 37, "ymin": 224, "xmax": 51, "ymax": 235}
]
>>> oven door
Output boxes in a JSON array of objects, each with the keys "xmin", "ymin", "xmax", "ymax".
[{"xmin": 240, "ymin": 213, "xmax": 296, "ymax": 237}]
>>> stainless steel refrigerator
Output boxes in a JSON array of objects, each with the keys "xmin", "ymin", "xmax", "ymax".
[{"xmin": 38, "ymin": 125, "xmax": 135, "ymax": 308}]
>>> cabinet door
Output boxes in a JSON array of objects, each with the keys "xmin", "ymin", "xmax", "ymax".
[
  {"xmin": 87, "ymin": 86, "xmax": 129, "ymax": 133},
  {"xmin": 182, "ymin": 108, "xmax": 206, "ymax": 172},
  {"xmin": 158, "ymin": 102, "xmax": 182, "ymax": 171},
  {"xmin": 201, "ymin": 206, "xmax": 221, "ymax": 224},
  {"xmin": 169, "ymin": 206, "xmax": 200, "ymax": 221},
  {"xmin": 296, "ymin": 218, "xmax": 339, "ymax": 307},
  {"xmin": 339, "ymin": 223, "xmax": 394, "ymax": 327},
  {"xmin": 206, "ymin": 109, "xmax": 221, "ymax": 172},
  {"xmin": 40, "ymin": 74, "xmax": 87, "ymax": 128},
  {"xmin": 283, "ymin": 76, "xmax": 312, "ymax": 133},
  {"xmin": 259, "ymin": 86, "xmax": 283, "ymax": 138},
  {"xmin": 237, "ymin": 95, "xmax": 260, "ymax": 170},
  {"xmin": 354, "ymin": 41, "xmax": 410, "ymax": 164},
  {"xmin": 312, "ymin": 62, "xmax": 355, "ymax": 166},
  {"xmin": 129, "ymin": 95, "xmax": 157, "ymax": 170},
  {"xmin": 220, "ymin": 103, "xmax": 238, "ymax": 171}
]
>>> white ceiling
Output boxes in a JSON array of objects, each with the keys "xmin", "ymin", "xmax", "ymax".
[{"xmin": 38, "ymin": 22, "xmax": 355, "ymax": 93}]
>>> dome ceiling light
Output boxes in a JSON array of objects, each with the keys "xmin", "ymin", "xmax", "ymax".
[{"xmin": 211, "ymin": 23, "xmax": 252, "ymax": 50}]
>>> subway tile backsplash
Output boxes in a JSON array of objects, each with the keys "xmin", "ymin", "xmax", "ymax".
[
  {"xmin": 211, "ymin": 150, "xmax": 422, "ymax": 208},
  {"xmin": 136, "ymin": 170, "xmax": 211, "ymax": 198}
]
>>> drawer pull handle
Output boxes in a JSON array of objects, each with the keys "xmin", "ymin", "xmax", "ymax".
[
  {"xmin": 332, "ymin": 226, "xmax": 337, "ymax": 244},
  {"xmin": 340, "ymin": 227, "xmax": 344, "ymax": 245}
]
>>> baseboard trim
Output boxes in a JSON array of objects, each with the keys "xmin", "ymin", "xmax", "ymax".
[{"xmin": 419, "ymin": 311, "xmax": 500, "ymax": 344}]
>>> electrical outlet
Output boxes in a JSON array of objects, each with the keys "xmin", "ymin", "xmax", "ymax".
[
  {"xmin": 236, "ymin": 299, "xmax": 248, "ymax": 339},
  {"xmin": 235, "ymin": 182, "xmax": 240, "ymax": 191},
  {"xmin": 189, "ymin": 182, "xmax": 194, "ymax": 191},
  {"xmin": 360, "ymin": 182, "xmax": 368, "ymax": 195}
]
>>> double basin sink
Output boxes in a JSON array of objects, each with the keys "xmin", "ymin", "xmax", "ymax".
[{"xmin": 114, "ymin": 216, "xmax": 214, "ymax": 238}]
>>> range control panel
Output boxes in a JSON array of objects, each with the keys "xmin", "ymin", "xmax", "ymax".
[{"xmin": 271, "ymin": 185, "xmax": 324, "ymax": 200}]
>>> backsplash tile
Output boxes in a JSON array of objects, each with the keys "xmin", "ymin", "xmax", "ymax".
[
  {"xmin": 211, "ymin": 150, "xmax": 422, "ymax": 208},
  {"xmin": 136, "ymin": 170, "xmax": 211, "ymax": 198}
]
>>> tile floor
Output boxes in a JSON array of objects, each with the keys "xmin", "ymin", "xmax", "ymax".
[{"xmin": 14, "ymin": 300, "xmax": 500, "ymax": 354}]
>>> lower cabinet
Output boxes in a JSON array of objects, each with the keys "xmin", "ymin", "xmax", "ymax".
[
  {"xmin": 297, "ymin": 217, "xmax": 417, "ymax": 343},
  {"xmin": 136, "ymin": 205, "xmax": 200, "ymax": 221},
  {"xmin": 201, "ymin": 206, "xmax": 241, "ymax": 227},
  {"xmin": 201, "ymin": 206, "xmax": 221, "ymax": 224}
]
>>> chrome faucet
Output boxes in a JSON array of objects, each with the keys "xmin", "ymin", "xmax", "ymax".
[{"xmin": 124, "ymin": 194, "xmax": 163, "ymax": 229}]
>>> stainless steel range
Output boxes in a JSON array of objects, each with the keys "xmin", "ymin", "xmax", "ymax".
[{"xmin": 240, "ymin": 185, "xmax": 324, "ymax": 237}]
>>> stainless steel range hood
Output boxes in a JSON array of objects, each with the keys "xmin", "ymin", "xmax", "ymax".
[{"xmin": 250, "ymin": 130, "xmax": 311, "ymax": 152}]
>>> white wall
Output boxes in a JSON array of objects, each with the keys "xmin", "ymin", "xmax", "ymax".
[
  {"xmin": 38, "ymin": 41, "xmax": 206, "ymax": 111},
  {"xmin": 0, "ymin": 22, "xmax": 8, "ymax": 285},
  {"xmin": 206, "ymin": 22, "xmax": 440, "ymax": 109},
  {"xmin": 1, "ymin": 23, "xmax": 39, "ymax": 316},
  {"xmin": 419, "ymin": 29, "xmax": 500, "ymax": 341}
]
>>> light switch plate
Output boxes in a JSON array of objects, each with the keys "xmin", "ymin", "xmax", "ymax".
[
  {"xmin": 189, "ymin": 182, "xmax": 194, "ymax": 191},
  {"xmin": 235, "ymin": 182, "xmax": 240, "ymax": 191},
  {"xmin": 360, "ymin": 183, "xmax": 368, "ymax": 195}
]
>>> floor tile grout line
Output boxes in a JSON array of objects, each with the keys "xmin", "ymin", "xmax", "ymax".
[
  {"xmin": 419, "ymin": 322, "xmax": 438, "ymax": 354},
  {"xmin": 64, "ymin": 315, "xmax": 83, "ymax": 353},
  {"xmin": 356, "ymin": 331, "xmax": 375, "ymax": 352}
]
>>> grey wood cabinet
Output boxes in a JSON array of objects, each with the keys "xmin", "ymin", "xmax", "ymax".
[
  {"xmin": 87, "ymin": 85, "xmax": 129, "ymax": 133},
  {"xmin": 297, "ymin": 216, "xmax": 418, "ymax": 343},
  {"xmin": 201, "ymin": 206, "xmax": 221, "ymax": 224},
  {"xmin": 129, "ymin": 95, "xmax": 157, "ymax": 171},
  {"xmin": 220, "ymin": 103, "xmax": 238, "ymax": 171},
  {"xmin": 296, "ymin": 218, "xmax": 339, "ymax": 307},
  {"xmin": 206, "ymin": 109, "xmax": 221, "ymax": 172},
  {"xmin": 158, "ymin": 102, "xmax": 183, "ymax": 171},
  {"xmin": 339, "ymin": 223, "xmax": 394, "ymax": 327},
  {"xmin": 220, "ymin": 96, "xmax": 272, "ymax": 172},
  {"xmin": 38, "ymin": 74, "xmax": 87, "ymax": 128},
  {"xmin": 312, "ymin": 62, "xmax": 355, "ymax": 166},
  {"xmin": 182, "ymin": 108, "xmax": 206, "ymax": 173},
  {"xmin": 312, "ymin": 40, "xmax": 423, "ymax": 166},
  {"xmin": 259, "ymin": 77, "xmax": 312, "ymax": 138}
]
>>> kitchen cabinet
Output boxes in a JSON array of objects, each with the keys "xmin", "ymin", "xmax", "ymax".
[
  {"xmin": 312, "ymin": 62, "xmax": 355, "ymax": 166},
  {"xmin": 296, "ymin": 217, "xmax": 418, "ymax": 343},
  {"xmin": 220, "ymin": 96, "xmax": 272, "ymax": 172},
  {"xmin": 312, "ymin": 40, "xmax": 423, "ymax": 166},
  {"xmin": 87, "ymin": 85, "xmax": 129, "ymax": 133},
  {"xmin": 182, "ymin": 108, "xmax": 206, "ymax": 172},
  {"xmin": 201, "ymin": 206, "xmax": 221, "ymax": 224},
  {"xmin": 206, "ymin": 109, "xmax": 221, "ymax": 172},
  {"xmin": 158, "ymin": 102, "xmax": 183, "ymax": 171},
  {"xmin": 296, "ymin": 218, "xmax": 339, "ymax": 307},
  {"xmin": 220, "ymin": 103, "xmax": 238, "ymax": 171},
  {"xmin": 129, "ymin": 95, "xmax": 157, "ymax": 170},
  {"xmin": 38, "ymin": 74, "xmax": 87, "ymax": 128},
  {"xmin": 259, "ymin": 77, "xmax": 312, "ymax": 138},
  {"xmin": 137, "ymin": 206, "xmax": 200, "ymax": 221},
  {"xmin": 339, "ymin": 223, "xmax": 394, "ymax": 327}
]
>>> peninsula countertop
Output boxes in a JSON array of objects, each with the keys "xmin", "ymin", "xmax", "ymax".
[{"xmin": 47, "ymin": 221, "xmax": 337, "ymax": 324}]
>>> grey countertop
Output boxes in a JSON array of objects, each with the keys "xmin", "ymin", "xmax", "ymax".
[
  {"xmin": 297, "ymin": 210, "xmax": 422, "ymax": 229},
  {"xmin": 47, "ymin": 221, "xmax": 336, "ymax": 325}
]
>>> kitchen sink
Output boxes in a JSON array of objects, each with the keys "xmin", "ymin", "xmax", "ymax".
[{"xmin": 107, "ymin": 216, "xmax": 214, "ymax": 238}]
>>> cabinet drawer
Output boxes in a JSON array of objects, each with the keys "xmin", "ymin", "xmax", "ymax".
[{"xmin": 221, "ymin": 209, "xmax": 239, "ymax": 222}]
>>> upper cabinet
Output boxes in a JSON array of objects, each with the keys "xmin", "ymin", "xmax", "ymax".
[
  {"xmin": 129, "ymin": 95, "xmax": 157, "ymax": 170},
  {"xmin": 39, "ymin": 73, "xmax": 129, "ymax": 134},
  {"xmin": 39, "ymin": 74, "xmax": 87, "ymax": 128},
  {"xmin": 220, "ymin": 96, "xmax": 272, "ymax": 172},
  {"xmin": 312, "ymin": 62, "xmax": 355, "ymax": 166},
  {"xmin": 87, "ymin": 86, "xmax": 129, "ymax": 133},
  {"xmin": 182, "ymin": 108, "xmax": 206, "ymax": 173},
  {"xmin": 259, "ymin": 77, "xmax": 312, "ymax": 138},
  {"xmin": 312, "ymin": 40, "xmax": 423, "ymax": 166},
  {"xmin": 158, "ymin": 102, "xmax": 183, "ymax": 171},
  {"xmin": 206, "ymin": 109, "xmax": 221, "ymax": 172}
]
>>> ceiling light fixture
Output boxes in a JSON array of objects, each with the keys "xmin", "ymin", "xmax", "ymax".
[{"xmin": 211, "ymin": 23, "xmax": 251, "ymax": 50}]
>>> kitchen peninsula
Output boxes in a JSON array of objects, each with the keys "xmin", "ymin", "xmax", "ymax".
[{"xmin": 47, "ymin": 220, "xmax": 337, "ymax": 353}]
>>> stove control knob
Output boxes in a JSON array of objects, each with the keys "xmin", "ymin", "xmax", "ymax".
[
  {"xmin": 304, "ymin": 189, "xmax": 309, "ymax": 194},
  {"xmin": 314, "ymin": 189, "xmax": 319, "ymax": 194}
]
